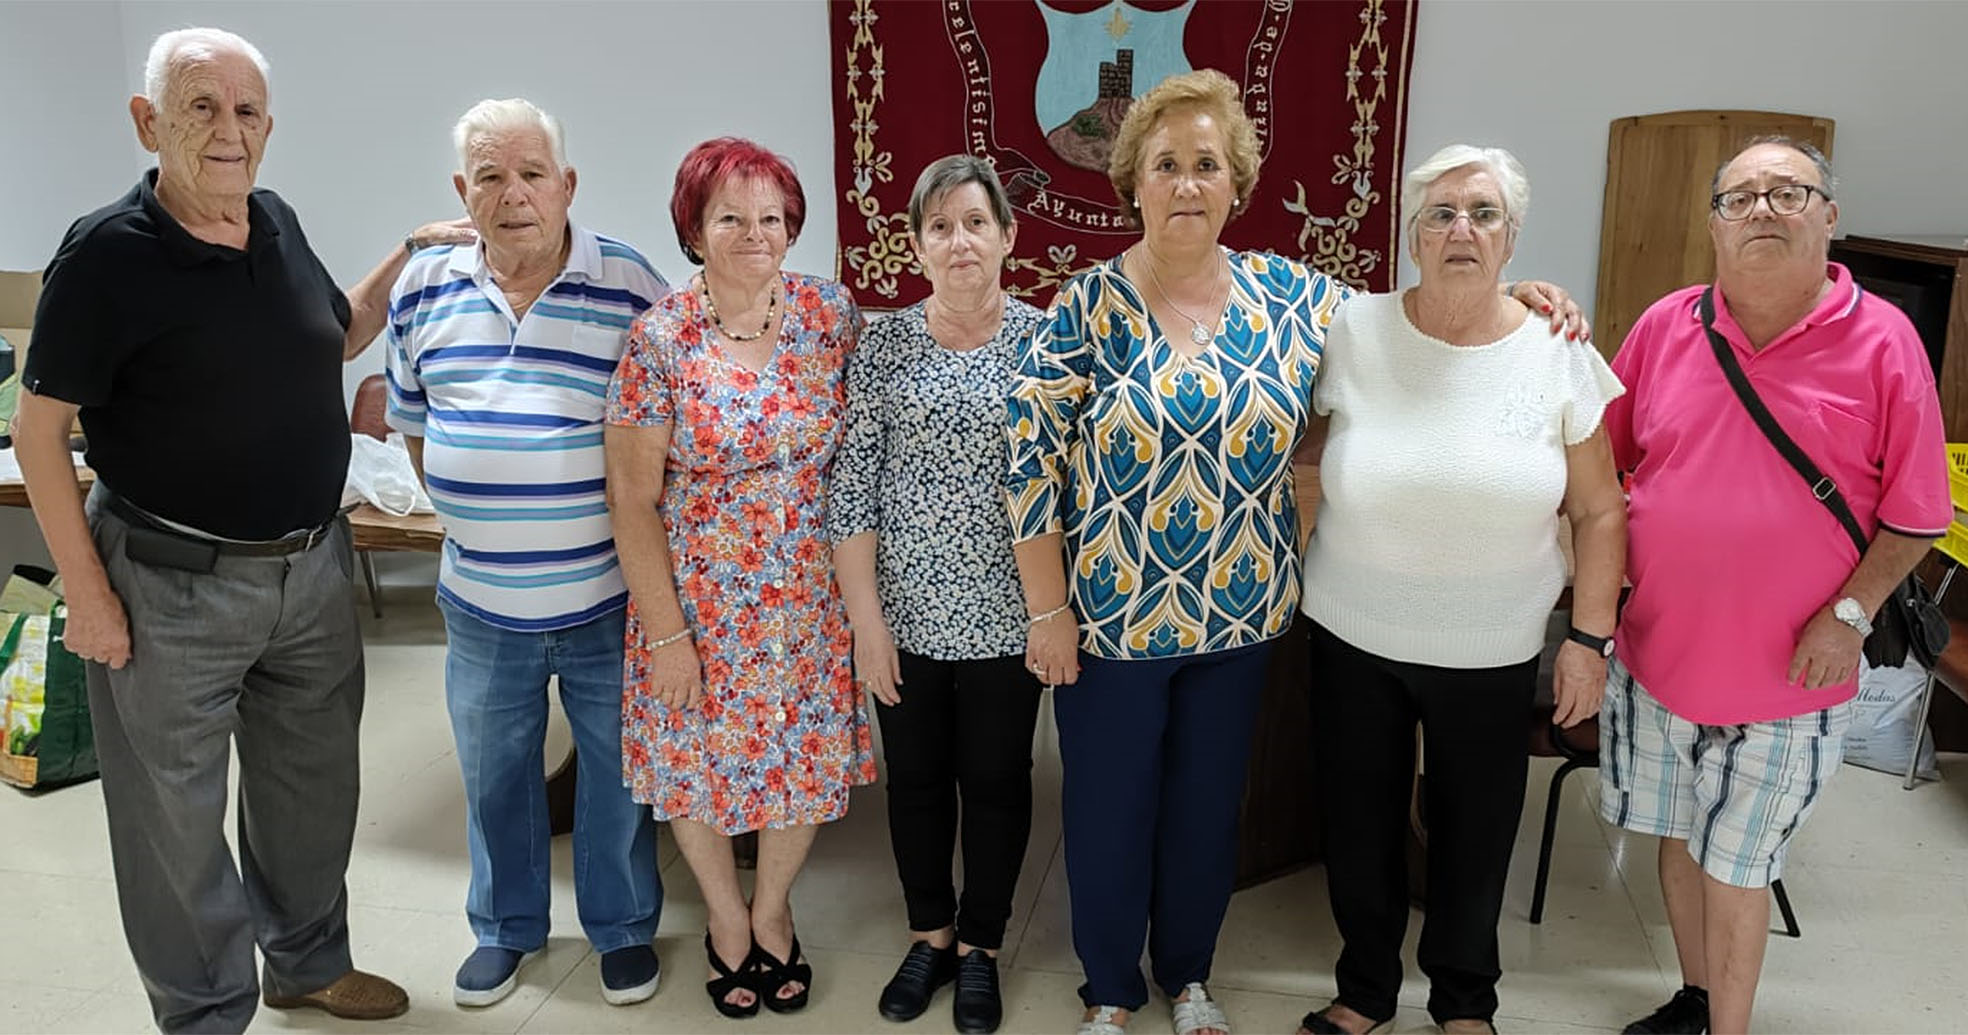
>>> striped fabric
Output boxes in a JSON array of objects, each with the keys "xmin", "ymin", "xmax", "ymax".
[
  {"xmin": 385, "ymin": 225, "xmax": 668, "ymax": 631},
  {"xmin": 1598, "ymin": 656, "xmax": 1854, "ymax": 888}
]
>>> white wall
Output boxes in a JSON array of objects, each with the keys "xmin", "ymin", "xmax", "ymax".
[
  {"xmin": 0, "ymin": 2, "xmax": 134, "ymax": 271},
  {"xmin": 1401, "ymin": 0, "xmax": 1968, "ymax": 316},
  {"xmin": 113, "ymin": 0, "xmax": 836, "ymax": 402}
]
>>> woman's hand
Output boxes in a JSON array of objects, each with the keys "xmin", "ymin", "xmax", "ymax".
[
  {"xmin": 853, "ymin": 615, "xmax": 904, "ymax": 706},
  {"xmin": 1509, "ymin": 280, "xmax": 1592, "ymax": 343},
  {"xmin": 1024, "ymin": 609, "xmax": 1081, "ymax": 687},
  {"xmin": 1551, "ymin": 641, "xmax": 1606, "ymax": 728},
  {"xmin": 650, "ymin": 633, "xmax": 703, "ymax": 711}
]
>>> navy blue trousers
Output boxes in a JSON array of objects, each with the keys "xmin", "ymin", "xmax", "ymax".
[{"xmin": 1054, "ymin": 641, "xmax": 1273, "ymax": 1010}]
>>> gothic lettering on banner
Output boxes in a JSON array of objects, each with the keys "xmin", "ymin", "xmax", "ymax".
[{"xmin": 830, "ymin": 0, "xmax": 1418, "ymax": 309}]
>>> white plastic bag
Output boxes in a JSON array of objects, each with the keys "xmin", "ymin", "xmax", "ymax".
[
  {"xmin": 1844, "ymin": 659, "xmax": 1939, "ymax": 781},
  {"xmin": 341, "ymin": 432, "xmax": 433, "ymax": 516}
]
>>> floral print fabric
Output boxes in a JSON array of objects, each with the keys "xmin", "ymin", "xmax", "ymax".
[
  {"xmin": 606, "ymin": 271, "xmax": 876, "ymax": 833},
  {"xmin": 827, "ymin": 299, "xmax": 1045, "ymax": 660}
]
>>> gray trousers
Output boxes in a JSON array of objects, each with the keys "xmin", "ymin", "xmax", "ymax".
[{"xmin": 84, "ymin": 493, "xmax": 365, "ymax": 1034}]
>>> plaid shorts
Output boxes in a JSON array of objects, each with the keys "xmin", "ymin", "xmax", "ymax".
[{"xmin": 1597, "ymin": 656, "xmax": 1853, "ymax": 888}]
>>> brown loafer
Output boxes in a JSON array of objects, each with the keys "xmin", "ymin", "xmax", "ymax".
[{"xmin": 264, "ymin": 969, "xmax": 410, "ymax": 1021}]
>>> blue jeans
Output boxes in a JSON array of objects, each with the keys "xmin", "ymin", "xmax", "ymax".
[{"xmin": 439, "ymin": 599, "xmax": 660, "ymax": 953}]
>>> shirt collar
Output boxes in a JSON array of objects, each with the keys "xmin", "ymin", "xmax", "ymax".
[
  {"xmin": 138, "ymin": 168, "xmax": 279, "ymax": 268},
  {"xmin": 447, "ymin": 221, "xmax": 601, "ymax": 286},
  {"xmin": 1695, "ymin": 262, "xmax": 1860, "ymax": 353}
]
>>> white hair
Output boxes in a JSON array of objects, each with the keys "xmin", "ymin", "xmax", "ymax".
[
  {"xmin": 1401, "ymin": 144, "xmax": 1531, "ymax": 232},
  {"xmin": 144, "ymin": 28, "xmax": 272, "ymax": 104},
  {"xmin": 452, "ymin": 98, "xmax": 568, "ymax": 174}
]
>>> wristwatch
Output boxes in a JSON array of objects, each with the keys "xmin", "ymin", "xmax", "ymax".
[
  {"xmin": 1566, "ymin": 626, "xmax": 1615, "ymax": 658},
  {"xmin": 1832, "ymin": 597, "xmax": 1873, "ymax": 637}
]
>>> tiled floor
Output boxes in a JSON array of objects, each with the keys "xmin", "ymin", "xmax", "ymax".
[{"xmin": 5, "ymin": 573, "xmax": 1968, "ymax": 1034}]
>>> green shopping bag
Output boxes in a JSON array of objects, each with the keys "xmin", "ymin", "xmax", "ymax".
[{"xmin": 0, "ymin": 572, "xmax": 96, "ymax": 789}]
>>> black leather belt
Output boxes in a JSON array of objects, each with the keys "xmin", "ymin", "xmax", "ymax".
[{"xmin": 104, "ymin": 492, "xmax": 337, "ymax": 557}]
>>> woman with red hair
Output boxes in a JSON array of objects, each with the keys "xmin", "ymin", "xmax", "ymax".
[{"xmin": 604, "ymin": 137, "xmax": 873, "ymax": 1019}]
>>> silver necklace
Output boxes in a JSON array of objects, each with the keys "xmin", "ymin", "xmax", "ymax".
[{"xmin": 1138, "ymin": 247, "xmax": 1226, "ymax": 347}]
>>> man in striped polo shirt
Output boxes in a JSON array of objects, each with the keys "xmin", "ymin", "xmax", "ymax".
[{"xmin": 381, "ymin": 99, "xmax": 669, "ymax": 1009}]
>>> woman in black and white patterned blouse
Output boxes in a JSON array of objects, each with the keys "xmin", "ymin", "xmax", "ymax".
[{"xmin": 827, "ymin": 155, "xmax": 1044, "ymax": 1035}]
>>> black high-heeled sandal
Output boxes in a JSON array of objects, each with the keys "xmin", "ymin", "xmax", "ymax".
[
  {"xmin": 703, "ymin": 931, "xmax": 759, "ymax": 1019},
  {"xmin": 755, "ymin": 934, "xmax": 812, "ymax": 1014}
]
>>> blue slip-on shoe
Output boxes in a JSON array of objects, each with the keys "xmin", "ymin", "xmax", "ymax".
[
  {"xmin": 453, "ymin": 946, "xmax": 540, "ymax": 1008},
  {"xmin": 600, "ymin": 944, "xmax": 662, "ymax": 1006}
]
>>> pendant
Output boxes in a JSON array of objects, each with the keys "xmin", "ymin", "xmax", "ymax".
[{"xmin": 1189, "ymin": 321, "xmax": 1211, "ymax": 346}]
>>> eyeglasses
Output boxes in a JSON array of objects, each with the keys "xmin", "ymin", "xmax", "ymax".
[
  {"xmin": 1416, "ymin": 205, "xmax": 1509, "ymax": 233},
  {"xmin": 1710, "ymin": 183, "xmax": 1830, "ymax": 221}
]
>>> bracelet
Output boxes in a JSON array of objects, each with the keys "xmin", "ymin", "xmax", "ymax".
[
  {"xmin": 403, "ymin": 234, "xmax": 420, "ymax": 256},
  {"xmin": 648, "ymin": 626, "xmax": 692, "ymax": 650},
  {"xmin": 1028, "ymin": 603, "xmax": 1072, "ymax": 627}
]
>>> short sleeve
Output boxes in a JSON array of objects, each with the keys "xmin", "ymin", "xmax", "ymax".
[
  {"xmin": 1560, "ymin": 339, "xmax": 1627, "ymax": 446},
  {"xmin": 606, "ymin": 310, "xmax": 676, "ymax": 427},
  {"xmin": 20, "ymin": 221, "xmax": 127, "ymax": 407},
  {"xmin": 1603, "ymin": 310, "xmax": 1654, "ymax": 471},
  {"xmin": 382, "ymin": 275, "xmax": 427, "ymax": 436},
  {"xmin": 1874, "ymin": 335, "xmax": 1953, "ymax": 537}
]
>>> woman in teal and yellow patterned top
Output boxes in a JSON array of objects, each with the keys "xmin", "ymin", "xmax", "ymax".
[{"xmin": 1007, "ymin": 71, "xmax": 1587, "ymax": 1035}]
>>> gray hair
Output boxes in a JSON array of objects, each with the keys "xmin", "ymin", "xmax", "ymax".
[
  {"xmin": 144, "ymin": 28, "xmax": 271, "ymax": 105},
  {"xmin": 907, "ymin": 155, "xmax": 1016, "ymax": 236},
  {"xmin": 1402, "ymin": 144, "xmax": 1530, "ymax": 235},
  {"xmin": 1710, "ymin": 136, "xmax": 1837, "ymax": 198},
  {"xmin": 453, "ymin": 98, "xmax": 568, "ymax": 174}
]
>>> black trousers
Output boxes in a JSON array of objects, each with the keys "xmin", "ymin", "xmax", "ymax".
[
  {"xmin": 875, "ymin": 650, "xmax": 1044, "ymax": 950},
  {"xmin": 1306, "ymin": 621, "xmax": 1536, "ymax": 1025}
]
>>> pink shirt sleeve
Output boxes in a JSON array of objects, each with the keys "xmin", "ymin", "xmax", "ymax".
[
  {"xmin": 1873, "ymin": 337, "xmax": 1952, "ymax": 536},
  {"xmin": 1603, "ymin": 312, "xmax": 1652, "ymax": 472}
]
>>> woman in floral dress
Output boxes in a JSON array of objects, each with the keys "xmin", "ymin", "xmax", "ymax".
[{"xmin": 604, "ymin": 137, "xmax": 872, "ymax": 1019}]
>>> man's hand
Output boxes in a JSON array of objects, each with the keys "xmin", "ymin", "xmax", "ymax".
[
  {"xmin": 1789, "ymin": 606, "xmax": 1864, "ymax": 689},
  {"xmin": 409, "ymin": 217, "xmax": 477, "ymax": 252},
  {"xmin": 62, "ymin": 582, "xmax": 132, "ymax": 669}
]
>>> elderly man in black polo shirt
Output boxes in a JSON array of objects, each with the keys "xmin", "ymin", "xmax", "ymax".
[{"xmin": 11, "ymin": 27, "xmax": 468, "ymax": 1035}]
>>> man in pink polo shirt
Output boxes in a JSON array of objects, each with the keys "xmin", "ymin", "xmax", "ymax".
[{"xmin": 1601, "ymin": 138, "xmax": 1950, "ymax": 1035}]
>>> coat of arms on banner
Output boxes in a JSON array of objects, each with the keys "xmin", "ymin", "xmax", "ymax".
[{"xmin": 831, "ymin": 0, "xmax": 1418, "ymax": 309}]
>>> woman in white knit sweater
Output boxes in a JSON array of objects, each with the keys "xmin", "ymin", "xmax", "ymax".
[{"xmin": 1294, "ymin": 146, "xmax": 1628, "ymax": 1035}]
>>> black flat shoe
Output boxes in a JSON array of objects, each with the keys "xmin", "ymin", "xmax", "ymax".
[
  {"xmin": 951, "ymin": 948, "xmax": 1002, "ymax": 1034},
  {"xmin": 756, "ymin": 934, "xmax": 812, "ymax": 1014},
  {"xmin": 878, "ymin": 940, "xmax": 957, "ymax": 1022},
  {"xmin": 702, "ymin": 931, "xmax": 759, "ymax": 1019},
  {"xmin": 1622, "ymin": 986, "xmax": 1709, "ymax": 1034}
]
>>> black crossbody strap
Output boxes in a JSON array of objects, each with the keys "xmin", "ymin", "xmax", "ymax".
[{"xmin": 1698, "ymin": 286, "xmax": 1871, "ymax": 557}]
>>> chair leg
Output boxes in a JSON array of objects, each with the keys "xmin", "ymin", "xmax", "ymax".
[
  {"xmin": 360, "ymin": 550, "xmax": 383, "ymax": 619},
  {"xmin": 1530, "ymin": 758, "xmax": 1583, "ymax": 924},
  {"xmin": 1903, "ymin": 672, "xmax": 1939, "ymax": 790},
  {"xmin": 1771, "ymin": 877, "xmax": 1801, "ymax": 938}
]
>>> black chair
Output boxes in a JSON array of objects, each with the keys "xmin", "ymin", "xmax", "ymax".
[{"xmin": 1527, "ymin": 714, "xmax": 1799, "ymax": 938}]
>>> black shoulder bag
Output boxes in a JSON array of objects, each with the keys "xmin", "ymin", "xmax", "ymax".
[{"xmin": 1699, "ymin": 286, "xmax": 1949, "ymax": 669}]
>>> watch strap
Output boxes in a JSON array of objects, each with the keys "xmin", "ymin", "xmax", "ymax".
[{"xmin": 1566, "ymin": 626, "xmax": 1613, "ymax": 656}]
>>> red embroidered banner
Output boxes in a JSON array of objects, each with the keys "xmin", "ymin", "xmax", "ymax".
[{"xmin": 830, "ymin": 0, "xmax": 1417, "ymax": 309}]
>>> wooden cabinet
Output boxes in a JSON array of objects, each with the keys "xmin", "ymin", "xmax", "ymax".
[{"xmin": 1828, "ymin": 234, "xmax": 1968, "ymax": 439}]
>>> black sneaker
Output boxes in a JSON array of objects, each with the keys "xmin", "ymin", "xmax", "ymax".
[
  {"xmin": 1623, "ymin": 986, "xmax": 1709, "ymax": 1034},
  {"xmin": 878, "ymin": 940, "xmax": 957, "ymax": 1022},
  {"xmin": 951, "ymin": 948, "xmax": 1002, "ymax": 1034}
]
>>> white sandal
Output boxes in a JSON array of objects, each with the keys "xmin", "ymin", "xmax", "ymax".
[
  {"xmin": 1172, "ymin": 982, "xmax": 1230, "ymax": 1035},
  {"xmin": 1079, "ymin": 1004, "xmax": 1128, "ymax": 1035}
]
